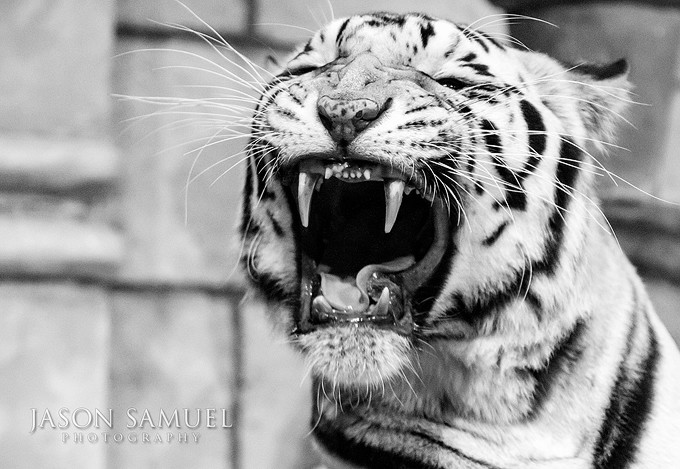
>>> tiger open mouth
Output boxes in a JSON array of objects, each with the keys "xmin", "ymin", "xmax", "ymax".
[{"xmin": 286, "ymin": 158, "xmax": 450, "ymax": 334}]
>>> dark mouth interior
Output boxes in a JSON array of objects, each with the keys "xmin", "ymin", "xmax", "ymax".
[
  {"xmin": 284, "ymin": 159, "xmax": 450, "ymax": 332},
  {"xmin": 301, "ymin": 178, "xmax": 435, "ymax": 276}
]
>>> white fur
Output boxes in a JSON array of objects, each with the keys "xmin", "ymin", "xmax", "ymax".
[{"xmin": 240, "ymin": 13, "xmax": 680, "ymax": 468}]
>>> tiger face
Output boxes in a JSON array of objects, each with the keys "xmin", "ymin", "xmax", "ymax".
[{"xmin": 241, "ymin": 13, "xmax": 629, "ymax": 396}]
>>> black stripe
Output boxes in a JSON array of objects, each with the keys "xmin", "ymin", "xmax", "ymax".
[
  {"xmin": 243, "ymin": 178, "xmax": 298, "ymax": 307},
  {"xmin": 239, "ymin": 154, "xmax": 255, "ymax": 238},
  {"xmin": 525, "ymin": 291, "xmax": 542, "ymax": 311},
  {"xmin": 313, "ymin": 406, "xmax": 499, "ymax": 469},
  {"xmin": 503, "ymin": 190, "xmax": 527, "ymax": 211},
  {"xmin": 287, "ymin": 90, "xmax": 303, "ymax": 107},
  {"xmin": 365, "ymin": 19, "xmax": 388, "ymax": 28},
  {"xmin": 528, "ymin": 318, "xmax": 587, "ymax": 415},
  {"xmin": 266, "ymin": 209, "xmax": 284, "ymax": 236},
  {"xmin": 482, "ymin": 221, "xmax": 509, "ymax": 246},
  {"xmin": 443, "ymin": 266, "xmax": 532, "ymax": 326},
  {"xmin": 465, "ymin": 154, "xmax": 485, "ymax": 195},
  {"xmin": 467, "ymin": 154, "xmax": 476, "ymax": 174},
  {"xmin": 398, "ymin": 119, "xmax": 445, "ymax": 129},
  {"xmin": 254, "ymin": 153, "xmax": 275, "ymax": 200},
  {"xmin": 273, "ymin": 108, "xmax": 300, "ymax": 121},
  {"xmin": 481, "ymin": 120, "xmax": 512, "ymax": 181},
  {"xmin": 520, "ymin": 100, "xmax": 547, "ymax": 156},
  {"xmin": 279, "ymin": 180, "xmax": 303, "ymax": 328},
  {"xmin": 412, "ymin": 225, "xmax": 458, "ymax": 320},
  {"xmin": 481, "ymin": 119, "xmax": 523, "ymax": 209},
  {"xmin": 460, "ymin": 27, "xmax": 490, "ymax": 52},
  {"xmin": 336, "ymin": 18, "xmax": 351, "ymax": 46},
  {"xmin": 265, "ymin": 84, "xmax": 285, "ymax": 103},
  {"xmin": 375, "ymin": 12, "xmax": 406, "ymax": 27},
  {"xmin": 405, "ymin": 104, "xmax": 434, "ymax": 114},
  {"xmin": 594, "ymin": 305, "xmax": 659, "ymax": 469},
  {"xmin": 532, "ymin": 139, "xmax": 581, "ymax": 275},
  {"xmin": 246, "ymin": 135, "xmax": 276, "ymax": 201},
  {"xmin": 497, "ymin": 100, "xmax": 547, "ymax": 211},
  {"xmin": 249, "ymin": 269, "xmax": 296, "ymax": 306},
  {"xmin": 477, "ymin": 30, "xmax": 504, "ymax": 50},
  {"xmin": 442, "ymin": 139, "xmax": 583, "ymax": 325},
  {"xmin": 314, "ymin": 413, "xmax": 444, "ymax": 469},
  {"xmin": 420, "ymin": 21, "xmax": 435, "ymax": 49},
  {"xmin": 408, "ymin": 430, "xmax": 500, "ymax": 468},
  {"xmin": 462, "ymin": 62, "xmax": 493, "ymax": 77},
  {"xmin": 481, "ymin": 119, "xmax": 503, "ymax": 154}
]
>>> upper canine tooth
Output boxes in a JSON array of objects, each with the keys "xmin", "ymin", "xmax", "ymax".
[
  {"xmin": 384, "ymin": 179, "xmax": 405, "ymax": 233},
  {"xmin": 298, "ymin": 171, "xmax": 320, "ymax": 227},
  {"xmin": 324, "ymin": 167, "xmax": 332, "ymax": 179}
]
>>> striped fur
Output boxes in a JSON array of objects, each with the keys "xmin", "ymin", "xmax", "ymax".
[{"xmin": 239, "ymin": 13, "xmax": 680, "ymax": 468}]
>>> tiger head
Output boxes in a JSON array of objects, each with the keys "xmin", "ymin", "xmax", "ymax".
[{"xmin": 240, "ymin": 13, "xmax": 629, "ymax": 403}]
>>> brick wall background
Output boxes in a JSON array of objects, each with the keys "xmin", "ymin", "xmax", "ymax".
[{"xmin": 1, "ymin": 1, "xmax": 679, "ymax": 468}]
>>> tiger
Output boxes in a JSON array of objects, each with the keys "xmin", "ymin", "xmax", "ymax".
[{"xmin": 238, "ymin": 12, "xmax": 680, "ymax": 469}]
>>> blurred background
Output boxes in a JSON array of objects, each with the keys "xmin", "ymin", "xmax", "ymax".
[{"xmin": 1, "ymin": 0, "xmax": 679, "ymax": 468}]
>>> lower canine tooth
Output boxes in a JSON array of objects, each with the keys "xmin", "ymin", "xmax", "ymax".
[
  {"xmin": 384, "ymin": 179, "xmax": 405, "ymax": 233},
  {"xmin": 297, "ymin": 171, "xmax": 320, "ymax": 227},
  {"xmin": 373, "ymin": 287, "xmax": 390, "ymax": 316},
  {"xmin": 312, "ymin": 296, "xmax": 334, "ymax": 315}
]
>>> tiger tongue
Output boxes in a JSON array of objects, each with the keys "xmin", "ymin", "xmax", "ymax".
[
  {"xmin": 319, "ymin": 273, "xmax": 369, "ymax": 313},
  {"xmin": 318, "ymin": 256, "xmax": 415, "ymax": 312}
]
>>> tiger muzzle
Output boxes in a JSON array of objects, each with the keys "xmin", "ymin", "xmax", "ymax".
[{"xmin": 279, "ymin": 53, "xmax": 453, "ymax": 335}]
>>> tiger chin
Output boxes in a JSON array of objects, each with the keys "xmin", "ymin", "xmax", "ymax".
[{"xmin": 239, "ymin": 12, "xmax": 680, "ymax": 469}]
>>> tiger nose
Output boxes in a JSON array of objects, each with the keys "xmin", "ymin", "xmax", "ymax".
[{"xmin": 317, "ymin": 96, "xmax": 383, "ymax": 144}]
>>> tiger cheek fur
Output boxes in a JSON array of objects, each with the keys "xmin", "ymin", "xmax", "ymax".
[{"xmin": 239, "ymin": 12, "xmax": 680, "ymax": 468}]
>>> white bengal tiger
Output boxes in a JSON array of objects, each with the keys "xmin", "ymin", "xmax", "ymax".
[{"xmin": 239, "ymin": 12, "xmax": 680, "ymax": 469}]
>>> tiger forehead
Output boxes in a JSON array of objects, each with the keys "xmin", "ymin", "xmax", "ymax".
[{"xmin": 287, "ymin": 13, "xmax": 494, "ymax": 73}]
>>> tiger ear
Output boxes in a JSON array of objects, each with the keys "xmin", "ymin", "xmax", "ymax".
[
  {"xmin": 570, "ymin": 58, "xmax": 628, "ymax": 81},
  {"xmin": 566, "ymin": 58, "xmax": 632, "ymax": 143},
  {"xmin": 520, "ymin": 51, "xmax": 632, "ymax": 145}
]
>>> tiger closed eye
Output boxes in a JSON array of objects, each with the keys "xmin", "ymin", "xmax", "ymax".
[{"xmin": 437, "ymin": 77, "xmax": 470, "ymax": 90}]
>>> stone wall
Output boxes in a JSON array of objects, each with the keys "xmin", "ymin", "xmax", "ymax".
[
  {"xmin": 1, "ymin": 1, "xmax": 119, "ymax": 468},
  {"xmin": 1, "ymin": 1, "xmax": 679, "ymax": 468}
]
